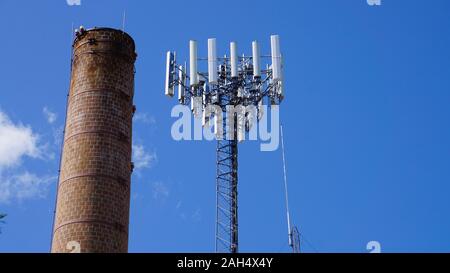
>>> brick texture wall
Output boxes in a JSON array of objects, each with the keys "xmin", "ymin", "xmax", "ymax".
[{"xmin": 51, "ymin": 28, "xmax": 137, "ymax": 253}]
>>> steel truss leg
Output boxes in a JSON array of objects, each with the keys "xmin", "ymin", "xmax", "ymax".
[{"xmin": 216, "ymin": 111, "xmax": 238, "ymax": 253}]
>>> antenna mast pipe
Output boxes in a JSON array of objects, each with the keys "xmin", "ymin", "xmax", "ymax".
[{"xmin": 281, "ymin": 124, "xmax": 292, "ymax": 247}]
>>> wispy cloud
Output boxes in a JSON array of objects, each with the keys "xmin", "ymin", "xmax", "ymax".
[
  {"xmin": 0, "ymin": 172, "xmax": 56, "ymax": 204},
  {"xmin": 52, "ymin": 125, "xmax": 64, "ymax": 147},
  {"xmin": 132, "ymin": 144, "xmax": 157, "ymax": 170},
  {"xmin": 133, "ymin": 112, "xmax": 156, "ymax": 125},
  {"xmin": 66, "ymin": 0, "xmax": 81, "ymax": 6},
  {"xmin": 191, "ymin": 208, "xmax": 202, "ymax": 222},
  {"xmin": 177, "ymin": 206, "xmax": 203, "ymax": 223},
  {"xmin": 176, "ymin": 200, "xmax": 182, "ymax": 210},
  {"xmin": 43, "ymin": 107, "xmax": 57, "ymax": 124},
  {"xmin": 151, "ymin": 181, "xmax": 169, "ymax": 201}
]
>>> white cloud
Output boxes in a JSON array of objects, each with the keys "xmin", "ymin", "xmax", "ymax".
[
  {"xmin": 191, "ymin": 208, "xmax": 202, "ymax": 222},
  {"xmin": 180, "ymin": 213, "xmax": 187, "ymax": 220},
  {"xmin": 0, "ymin": 111, "xmax": 41, "ymax": 169},
  {"xmin": 151, "ymin": 181, "xmax": 169, "ymax": 201},
  {"xmin": 0, "ymin": 110, "xmax": 54, "ymax": 204},
  {"xmin": 0, "ymin": 172, "xmax": 56, "ymax": 204},
  {"xmin": 132, "ymin": 144, "xmax": 157, "ymax": 170},
  {"xmin": 43, "ymin": 107, "xmax": 57, "ymax": 124},
  {"xmin": 66, "ymin": 0, "xmax": 81, "ymax": 6},
  {"xmin": 133, "ymin": 112, "xmax": 156, "ymax": 125},
  {"xmin": 53, "ymin": 125, "xmax": 64, "ymax": 147},
  {"xmin": 178, "ymin": 207, "xmax": 202, "ymax": 222}
]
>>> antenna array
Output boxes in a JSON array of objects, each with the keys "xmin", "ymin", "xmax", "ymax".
[{"xmin": 165, "ymin": 35, "xmax": 285, "ymax": 253}]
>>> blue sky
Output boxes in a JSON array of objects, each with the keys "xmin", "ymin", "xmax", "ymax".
[{"xmin": 1, "ymin": 0, "xmax": 450, "ymax": 253}]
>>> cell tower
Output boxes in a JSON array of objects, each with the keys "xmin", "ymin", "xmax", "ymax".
[{"xmin": 165, "ymin": 35, "xmax": 284, "ymax": 253}]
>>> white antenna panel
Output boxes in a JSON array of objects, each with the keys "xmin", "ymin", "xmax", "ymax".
[
  {"xmin": 257, "ymin": 99, "xmax": 264, "ymax": 121},
  {"xmin": 165, "ymin": 51, "xmax": 175, "ymax": 97},
  {"xmin": 191, "ymin": 96, "xmax": 202, "ymax": 118},
  {"xmin": 252, "ymin": 41, "xmax": 261, "ymax": 78},
  {"xmin": 190, "ymin": 40, "xmax": 199, "ymax": 86},
  {"xmin": 271, "ymin": 35, "xmax": 282, "ymax": 81},
  {"xmin": 245, "ymin": 111, "xmax": 255, "ymax": 132},
  {"xmin": 208, "ymin": 38, "xmax": 218, "ymax": 83},
  {"xmin": 202, "ymin": 109, "xmax": 211, "ymax": 127},
  {"xmin": 238, "ymin": 130, "xmax": 245, "ymax": 143},
  {"xmin": 236, "ymin": 112, "xmax": 245, "ymax": 142},
  {"xmin": 178, "ymin": 65, "xmax": 186, "ymax": 101},
  {"xmin": 230, "ymin": 42, "xmax": 238, "ymax": 78},
  {"xmin": 214, "ymin": 114, "xmax": 223, "ymax": 139},
  {"xmin": 278, "ymin": 80, "xmax": 284, "ymax": 98},
  {"xmin": 237, "ymin": 86, "xmax": 244, "ymax": 98}
]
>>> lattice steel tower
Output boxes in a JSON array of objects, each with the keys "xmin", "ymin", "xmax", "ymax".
[{"xmin": 165, "ymin": 36, "xmax": 284, "ymax": 253}]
